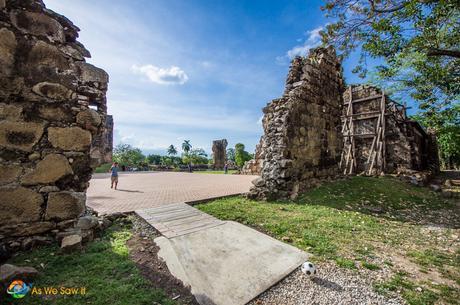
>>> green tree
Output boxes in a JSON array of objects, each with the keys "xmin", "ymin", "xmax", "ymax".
[
  {"xmin": 113, "ymin": 144, "xmax": 145, "ymax": 167},
  {"xmin": 182, "ymin": 148, "xmax": 208, "ymax": 165},
  {"xmin": 412, "ymin": 104, "xmax": 460, "ymax": 169},
  {"xmin": 167, "ymin": 145, "xmax": 178, "ymax": 156},
  {"xmin": 235, "ymin": 143, "xmax": 252, "ymax": 167},
  {"xmin": 226, "ymin": 148, "xmax": 236, "ymax": 162},
  {"xmin": 182, "ymin": 140, "xmax": 192, "ymax": 154},
  {"xmin": 146, "ymin": 154, "xmax": 161, "ymax": 165},
  {"xmin": 322, "ymin": 0, "xmax": 460, "ymax": 120}
]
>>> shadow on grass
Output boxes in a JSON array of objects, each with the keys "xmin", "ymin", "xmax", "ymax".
[{"xmin": 293, "ymin": 176, "xmax": 459, "ymax": 229}]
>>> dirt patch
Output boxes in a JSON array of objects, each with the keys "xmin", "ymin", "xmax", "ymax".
[{"xmin": 127, "ymin": 233, "xmax": 199, "ymax": 305}]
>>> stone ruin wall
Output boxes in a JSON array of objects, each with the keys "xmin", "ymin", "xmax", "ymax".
[
  {"xmin": 248, "ymin": 46, "xmax": 344, "ymax": 200},
  {"xmin": 343, "ymin": 85, "xmax": 439, "ymax": 175},
  {"xmin": 212, "ymin": 139, "xmax": 227, "ymax": 169},
  {"xmin": 240, "ymin": 137, "xmax": 264, "ymax": 175},
  {"xmin": 91, "ymin": 114, "xmax": 113, "ymax": 165},
  {"xmin": 0, "ymin": 0, "xmax": 108, "ymax": 251}
]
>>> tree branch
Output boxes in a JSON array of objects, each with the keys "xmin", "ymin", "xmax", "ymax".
[
  {"xmin": 427, "ymin": 48, "xmax": 460, "ymax": 58},
  {"xmin": 368, "ymin": 0, "xmax": 407, "ymax": 13}
]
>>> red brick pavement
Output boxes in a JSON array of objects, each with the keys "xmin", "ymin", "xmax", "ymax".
[{"xmin": 86, "ymin": 172, "xmax": 258, "ymax": 214}]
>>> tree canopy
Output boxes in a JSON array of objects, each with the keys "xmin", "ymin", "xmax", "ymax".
[
  {"xmin": 167, "ymin": 144, "xmax": 178, "ymax": 156},
  {"xmin": 322, "ymin": 0, "xmax": 459, "ymax": 120},
  {"xmin": 182, "ymin": 140, "xmax": 192, "ymax": 154},
  {"xmin": 322, "ymin": 0, "xmax": 459, "ymax": 168},
  {"xmin": 182, "ymin": 148, "xmax": 208, "ymax": 165},
  {"xmin": 113, "ymin": 144, "xmax": 145, "ymax": 167},
  {"xmin": 235, "ymin": 143, "xmax": 253, "ymax": 167}
]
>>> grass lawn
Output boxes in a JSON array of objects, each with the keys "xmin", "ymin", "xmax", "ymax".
[
  {"xmin": 197, "ymin": 176, "xmax": 460, "ymax": 305},
  {"xmin": 5, "ymin": 223, "xmax": 176, "ymax": 305},
  {"xmin": 193, "ymin": 170, "xmax": 238, "ymax": 175}
]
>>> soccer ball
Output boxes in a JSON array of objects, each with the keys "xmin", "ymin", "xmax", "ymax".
[{"xmin": 301, "ymin": 261, "xmax": 316, "ymax": 276}]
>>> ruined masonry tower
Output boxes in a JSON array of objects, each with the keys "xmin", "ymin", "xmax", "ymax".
[
  {"xmin": 248, "ymin": 46, "xmax": 344, "ymax": 200},
  {"xmin": 212, "ymin": 139, "xmax": 228, "ymax": 169},
  {"xmin": 0, "ymin": 1, "xmax": 109, "ymax": 246}
]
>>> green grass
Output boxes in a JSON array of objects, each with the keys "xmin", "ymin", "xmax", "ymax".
[
  {"xmin": 94, "ymin": 163, "xmax": 111, "ymax": 174},
  {"xmin": 374, "ymin": 273, "xmax": 459, "ymax": 305},
  {"xmin": 193, "ymin": 170, "xmax": 237, "ymax": 175},
  {"xmin": 197, "ymin": 176, "xmax": 459, "ymax": 305},
  {"xmin": 5, "ymin": 223, "xmax": 176, "ymax": 305}
]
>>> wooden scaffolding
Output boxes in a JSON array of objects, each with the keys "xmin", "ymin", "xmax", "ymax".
[{"xmin": 339, "ymin": 86, "xmax": 388, "ymax": 175}]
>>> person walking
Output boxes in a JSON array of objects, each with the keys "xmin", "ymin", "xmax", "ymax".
[
  {"xmin": 224, "ymin": 162, "xmax": 228, "ymax": 174},
  {"xmin": 110, "ymin": 162, "xmax": 119, "ymax": 189}
]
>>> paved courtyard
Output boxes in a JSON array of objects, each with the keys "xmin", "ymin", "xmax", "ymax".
[{"xmin": 87, "ymin": 172, "xmax": 258, "ymax": 214}]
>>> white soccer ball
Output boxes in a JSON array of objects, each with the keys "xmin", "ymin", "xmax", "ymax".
[{"xmin": 301, "ymin": 261, "xmax": 316, "ymax": 276}]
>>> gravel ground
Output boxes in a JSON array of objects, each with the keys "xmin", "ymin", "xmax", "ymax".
[
  {"xmin": 249, "ymin": 262, "xmax": 404, "ymax": 305},
  {"xmin": 131, "ymin": 215, "xmax": 405, "ymax": 305}
]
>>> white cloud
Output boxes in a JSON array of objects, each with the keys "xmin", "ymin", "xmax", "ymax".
[
  {"xmin": 132, "ymin": 64, "xmax": 189, "ymax": 85},
  {"xmin": 285, "ymin": 26, "xmax": 325, "ymax": 59}
]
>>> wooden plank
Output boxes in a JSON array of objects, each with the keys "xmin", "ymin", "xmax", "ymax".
[
  {"xmin": 343, "ymin": 94, "xmax": 382, "ymax": 105},
  {"xmin": 381, "ymin": 92, "xmax": 386, "ymax": 172}
]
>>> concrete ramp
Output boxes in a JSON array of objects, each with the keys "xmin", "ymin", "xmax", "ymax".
[{"xmin": 137, "ymin": 204, "xmax": 308, "ymax": 305}]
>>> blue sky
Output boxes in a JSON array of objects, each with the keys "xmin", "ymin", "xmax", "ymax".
[{"xmin": 45, "ymin": 0, "xmax": 369, "ymax": 156}]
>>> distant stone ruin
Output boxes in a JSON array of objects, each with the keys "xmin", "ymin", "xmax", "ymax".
[
  {"xmin": 244, "ymin": 77, "xmax": 440, "ymax": 198},
  {"xmin": 212, "ymin": 139, "xmax": 228, "ymax": 169},
  {"xmin": 241, "ymin": 137, "xmax": 264, "ymax": 175},
  {"xmin": 0, "ymin": 1, "xmax": 108, "ymax": 249},
  {"xmin": 248, "ymin": 46, "xmax": 344, "ymax": 200},
  {"xmin": 341, "ymin": 85, "xmax": 439, "ymax": 175}
]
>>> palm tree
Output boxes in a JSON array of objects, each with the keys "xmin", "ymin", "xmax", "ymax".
[
  {"xmin": 167, "ymin": 144, "xmax": 178, "ymax": 156},
  {"xmin": 182, "ymin": 140, "xmax": 192, "ymax": 154}
]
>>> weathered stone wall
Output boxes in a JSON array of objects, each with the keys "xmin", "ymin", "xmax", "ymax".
[
  {"xmin": 248, "ymin": 46, "xmax": 344, "ymax": 200},
  {"xmin": 241, "ymin": 137, "xmax": 264, "ymax": 175},
  {"xmin": 0, "ymin": 0, "xmax": 108, "ymax": 249},
  {"xmin": 342, "ymin": 85, "xmax": 439, "ymax": 175},
  {"xmin": 91, "ymin": 114, "xmax": 113, "ymax": 165},
  {"xmin": 212, "ymin": 139, "xmax": 227, "ymax": 169}
]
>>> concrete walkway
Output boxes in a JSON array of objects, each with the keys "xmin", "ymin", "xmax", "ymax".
[
  {"xmin": 87, "ymin": 172, "xmax": 257, "ymax": 214},
  {"xmin": 136, "ymin": 203, "xmax": 309, "ymax": 305}
]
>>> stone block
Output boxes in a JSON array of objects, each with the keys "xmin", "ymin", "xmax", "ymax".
[
  {"xmin": 11, "ymin": 11, "xmax": 65, "ymax": 42},
  {"xmin": 75, "ymin": 62, "xmax": 109, "ymax": 83},
  {"xmin": 21, "ymin": 154, "xmax": 73, "ymax": 185},
  {"xmin": 0, "ymin": 28, "xmax": 17, "ymax": 76},
  {"xmin": 37, "ymin": 105, "xmax": 70, "ymax": 121},
  {"xmin": 0, "ymin": 121, "xmax": 45, "ymax": 152},
  {"xmin": 45, "ymin": 191, "xmax": 86, "ymax": 221},
  {"xmin": 0, "ymin": 164, "xmax": 22, "ymax": 185},
  {"xmin": 27, "ymin": 40, "xmax": 69, "ymax": 72},
  {"xmin": 76, "ymin": 109, "xmax": 102, "ymax": 128},
  {"xmin": 60, "ymin": 234, "xmax": 82, "ymax": 253},
  {"xmin": 0, "ymin": 221, "xmax": 55, "ymax": 237},
  {"xmin": 48, "ymin": 127, "xmax": 92, "ymax": 151},
  {"xmin": 0, "ymin": 187, "xmax": 43, "ymax": 225},
  {"xmin": 0, "ymin": 264, "xmax": 39, "ymax": 284},
  {"xmin": 32, "ymin": 82, "xmax": 76, "ymax": 101},
  {"xmin": 0, "ymin": 103, "xmax": 22, "ymax": 121}
]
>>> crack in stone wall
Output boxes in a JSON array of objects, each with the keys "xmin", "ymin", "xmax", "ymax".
[
  {"xmin": 0, "ymin": 0, "xmax": 109, "ymax": 245},
  {"xmin": 248, "ymin": 46, "xmax": 344, "ymax": 200}
]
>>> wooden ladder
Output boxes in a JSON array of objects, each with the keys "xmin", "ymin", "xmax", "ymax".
[
  {"xmin": 340, "ymin": 87, "xmax": 356, "ymax": 175},
  {"xmin": 340, "ymin": 87, "xmax": 387, "ymax": 175},
  {"xmin": 365, "ymin": 91, "xmax": 386, "ymax": 175}
]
